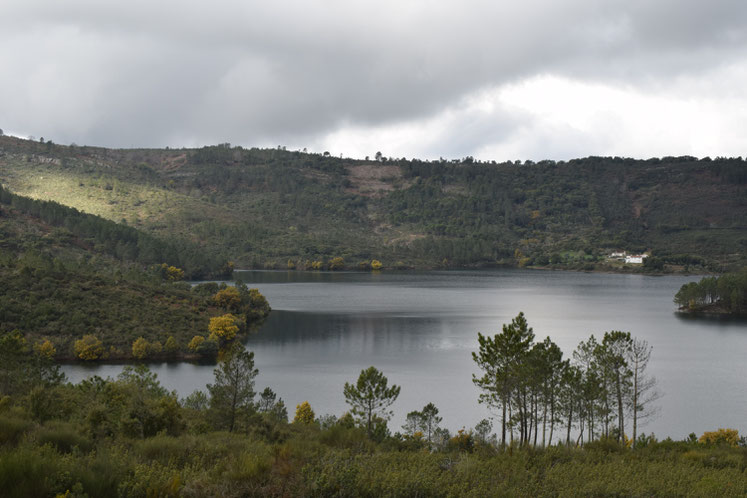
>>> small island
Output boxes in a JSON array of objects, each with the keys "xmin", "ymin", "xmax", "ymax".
[{"xmin": 674, "ymin": 268, "xmax": 747, "ymax": 316}]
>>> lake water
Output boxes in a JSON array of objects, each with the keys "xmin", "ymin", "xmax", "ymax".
[{"xmin": 62, "ymin": 269, "xmax": 747, "ymax": 441}]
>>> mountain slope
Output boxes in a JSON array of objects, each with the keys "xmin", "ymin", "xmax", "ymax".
[{"xmin": 1, "ymin": 136, "xmax": 745, "ymax": 271}]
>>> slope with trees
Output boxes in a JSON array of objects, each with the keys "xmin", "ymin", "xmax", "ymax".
[
  {"xmin": 0, "ymin": 197, "xmax": 270, "ymax": 361},
  {"xmin": 2, "ymin": 135, "xmax": 745, "ymax": 271}
]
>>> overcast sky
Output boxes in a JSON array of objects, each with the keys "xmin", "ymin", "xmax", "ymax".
[{"xmin": 2, "ymin": 0, "xmax": 747, "ymax": 161}]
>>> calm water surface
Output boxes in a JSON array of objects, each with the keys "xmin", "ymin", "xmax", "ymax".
[{"xmin": 63, "ymin": 269, "xmax": 746, "ymax": 440}]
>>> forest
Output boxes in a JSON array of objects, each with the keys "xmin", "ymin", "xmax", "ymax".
[
  {"xmin": 0, "ymin": 314, "xmax": 744, "ymax": 497},
  {"xmin": 1, "ymin": 136, "xmax": 745, "ymax": 272},
  {"xmin": 674, "ymin": 268, "xmax": 747, "ymax": 315}
]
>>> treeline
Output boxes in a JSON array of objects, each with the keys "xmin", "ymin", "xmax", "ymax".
[
  {"xmin": 1, "ymin": 318, "xmax": 745, "ymax": 496},
  {"xmin": 674, "ymin": 268, "xmax": 747, "ymax": 314},
  {"xmin": 0, "ymin": 185, "xmax": 229, "ymax": 279}
]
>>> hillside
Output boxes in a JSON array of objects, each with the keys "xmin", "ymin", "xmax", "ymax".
[
  {"xmin": 0, "ymin": 198, "xmax": 269, "ymax": 361},
  {"xmin": 1, "ymin": 136, "xmax": 745, "ymax": 272}
]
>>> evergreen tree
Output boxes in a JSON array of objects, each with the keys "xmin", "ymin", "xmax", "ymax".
[
  {"xmin": 343, "ymin": 366, "xmax": 400, "ymax": 437},
  {"xmin": 207, "ymin": 343, "xmax": 258, "ymax": 432}
]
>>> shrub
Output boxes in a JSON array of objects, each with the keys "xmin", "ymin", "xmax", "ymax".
[
  {"xmin": 0, "ymin": 414, "xmax": 33, "ymax": 446},
  {"xmin": 0, "ymin": 445, "xmax": 60, "ymax": 497},
  {"xmin": 699, "ymin": 428, "xmax": 739, "ymax": 447},
  {"xmin": 35, "ymin": 421, "xmax": 92, "ymax": 453}
]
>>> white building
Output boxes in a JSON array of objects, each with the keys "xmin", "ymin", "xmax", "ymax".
[{"xmin": 625, "ymin": 254, "xmax": 647, "ymax": 264}]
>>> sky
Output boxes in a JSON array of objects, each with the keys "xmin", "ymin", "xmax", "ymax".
[{"xmin": 1, "ymin": 0, "xmax": 747, "ymax": 161}]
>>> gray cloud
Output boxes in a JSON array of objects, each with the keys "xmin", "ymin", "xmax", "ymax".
[{"xmin": 1, "ymin": 0, "xmax": 746, "ymax": 157}]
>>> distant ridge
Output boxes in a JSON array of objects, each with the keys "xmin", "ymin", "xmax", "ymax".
[{"xmin": 1, "ymin": 135, "xmax": 745, "ymax": 272}]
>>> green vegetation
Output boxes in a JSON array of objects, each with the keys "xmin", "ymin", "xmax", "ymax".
[
  {"xmin": 0, "ymin": 200, "xmax": 269, "ymax": 360},
  {"xmin": 2, "ymin": 136, "xmax": 745, "ymax": 272},
  {"xmin": 473, "ymin": 313, "xmax": 660, "ymax": 448},
  {"xmin": 674, "ymin": 268, "xmax": 747, "ymax": 315},
  {"xmin": 0, "ymin": 318, "xmax": 745, "ymax": 496},
  {"xmin": 343, "ymin": 366, "xmax": 401, "ymax": 438}
]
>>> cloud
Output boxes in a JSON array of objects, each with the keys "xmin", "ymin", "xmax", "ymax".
[{"xmin": 1, "ymin": 0, "xmax": 746, "ymax": 158}]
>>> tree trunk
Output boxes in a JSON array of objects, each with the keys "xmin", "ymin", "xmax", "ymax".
[
  {"xmin": 616, "ymin": 372, "xmax": 624, "ymax": 443},
  {"xmin": 501, "ymin": 399, "xmax": 507, "ymax": 448}
]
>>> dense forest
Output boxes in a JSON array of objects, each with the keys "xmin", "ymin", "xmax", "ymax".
[
  {"xmin": 1, "ymin": 136, "xmax": 745, "ymax": 271},
  {"xmin": 0, "ymin": 314, "xmax": 744, "ymax": 497},
  {"xmin": 0, "ymin": 199, "xmax": 269, "ymax": 361}
]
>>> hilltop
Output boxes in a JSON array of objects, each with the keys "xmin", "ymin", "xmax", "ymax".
[{"xmin": 1, "ymin": 135, "xmax": 745, "ymax": 272}]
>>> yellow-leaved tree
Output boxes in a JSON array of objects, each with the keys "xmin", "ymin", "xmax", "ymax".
[
  {"xmin": 34, "ymin": 339, "xmax": 56, "ymax": 360},
  {"xmin": 74, "ymin": 335, "xmax": 104, "ymax": 361},
  {"xmin": 213, "ymin": 287, "xmax": 241, "ymax": 311},
  {"xmin": 328, "ymin": 257, "xmax": 345, "ymax": 271},
  {"xmin": 209, "ymin": 314, "xmax": 240, "ymax": 341},
  {"xmin": 164, "ymin": 336, "xmax": 178, "ymax": 353},
  {"xmin": 293, "ymin": 401, "xmax": 315, "ymax": 424},
  {"xmin": 188, "ymin": 335, "xmax": 205, "ymax": 351},
  {"xmin": 371, "ymin": 259, "xmax": 383, "ymax": 271},
  {"xmin": 132, "ymin": 337, "xmax": 150, "ymax": 359},
  {"xmin": 160, "ymin": 263, "xmax": 185, "ymax": 281}
]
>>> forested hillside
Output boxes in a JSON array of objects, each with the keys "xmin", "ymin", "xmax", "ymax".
[
  {"xmin": 1, "ymin": 136, "xmax": 745, "ymax": 271},
  {"xmin": 0, "ymin": 196, "xmax": 269, "ymax": 361}
]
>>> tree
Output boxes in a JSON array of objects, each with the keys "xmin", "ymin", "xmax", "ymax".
[
  {"xmin": 164, "ymin": 336, "xmax": 178, "ymax": 353},
  {"xmin": 474, "ymin": 418, "xmax": 494, "ymax": 445},
  {"xmin": 343, "ymin": 366, "xmax": 401, "ymax": 437},
  {"xmin": 402, "ymin": 410, "xmax": 423, "ymax": 436},
  {"xmin": 214, "ymin": 286, "xmax": 241, "ymax": 312},
  {"xmin": 208, "ymin": 314, "xmax": 240, "ymax": 341},
  {"xmin": 293, "ymin": 401, "xmax": 315, "ymax": 424},
  {"xmin": 573, "ymin": 335, "xmax": 603, "ymax": 444},
  {"xmin": 599, "ymin": 331, "xmax": 632, "ymax": 442},
  {"xmin": 472, "ymin": 312, "xmax": 534, "ymax": 447},
  {"xmin": 207, "ymin": 343, "xmax": 258, "ymax": 432},
  {"xmin": 257, "ymin": 387, "xmax": 277, "ymax": 413},
  {"xmin": 420, "ymin": 402, "xmax": 442, "ymax": 444},
  {"xmin": 1, "ymin": 331, "xmax": 64, "ymax": 395},
  {"xmin": 188, "ymin": 335, "xmax": 205, "ymax": 351},
  {"xmin": 371, "ymin": 259, "xmax": 383, "ymax": 271},
  {"xmin": 132, "ymin": 337, "xmax": 150, "ymax": 359},
  {"xmin": 74, "ymin": 335, "xmax": 105, "ymax": 360},
  {"xmin": 626, "ymin": 337, "xmax": 660, "ymax": 446},
  {"xmin": 34, "ymin": 339, "xmax": 56, "ymax": 360},
  {"xmin": 159, "ymin": 263, "xmax": 184, "ymax": 281}
]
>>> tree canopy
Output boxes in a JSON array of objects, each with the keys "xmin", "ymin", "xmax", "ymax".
[{"xmin": 343, "ymin": 366, "xmax": 401, "ymax": 437}]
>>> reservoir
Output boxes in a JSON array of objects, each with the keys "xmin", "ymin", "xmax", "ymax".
[{"xmin": 63, "ymin": 269, "xmax": 746, "ymax": 440}]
